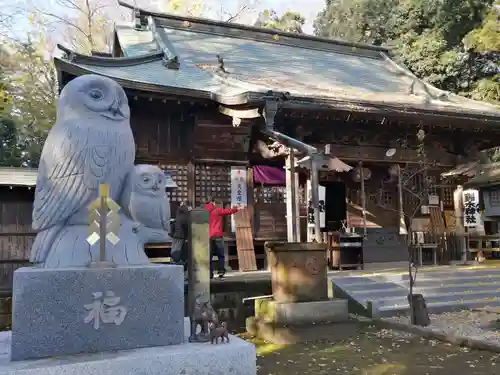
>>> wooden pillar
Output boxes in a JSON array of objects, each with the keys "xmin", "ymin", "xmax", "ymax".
[
  {"xmin": 397, "ymin": 164, "xmax": 407, "ymax": 236},
  {"xmin": 359, "ymin": 161, "xmax": 367, "ymax": 238},
  {"xmin": 246, "ymin": 167, "xmax": 255, "ymax": 234},
  {"xmin": 454, "ymin": 185, "xmax": 467, "ymax": 264},
  {"xmin": 311, "ymin": 154, "xmax": 322, "ymax": 243},
  {"xmin": 187, "ymin": 161, "xmax": 195, "ymax": 206},
  {"xmin": 294, "ymin": 165, "xmax": 301, "ymax": 242},
  {"xmin": 306, "ymin": 173, "xmax": 313, "ymax": 243},
  {"xmin": 286, "ymin": 150, "xmax": 298, "ymax": 242}
]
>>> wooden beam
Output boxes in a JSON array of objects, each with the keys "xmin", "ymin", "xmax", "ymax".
[{"xmin": 325, "ymin": 144, "xmax": 456, "ymax": 167}]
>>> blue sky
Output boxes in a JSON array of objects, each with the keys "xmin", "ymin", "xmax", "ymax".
[
  {"xmin": 3, "ymin": 0, "xmax": 327, "ymax": 42},
  {"xmin": 181, "ymin": 0, "xmax": 326, "ymax": 33}
]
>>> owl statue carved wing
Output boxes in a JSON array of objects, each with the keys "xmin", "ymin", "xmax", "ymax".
[{"xmin": 33, "ymin": 124, "xmax": 118, "ymax": 231}]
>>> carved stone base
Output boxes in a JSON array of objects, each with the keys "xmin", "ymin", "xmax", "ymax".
[
  {"xmin": 10, "ymin": 265, "xmax": 184, "ymax": 361},
  {"xmin": 0, "ymin": 319, "xmax": 257, "ymax": 375}
]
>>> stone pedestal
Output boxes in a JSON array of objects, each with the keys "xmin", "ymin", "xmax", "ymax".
[
  {"xmin": 254, "ymin": 298, "xmax": 348, "ymax": 325},
  {"xmin": 266, "ymin": 242, "xmax": 328, "ymax": 303},
  {"xmin": 247, "ymin": 297, "xmax": 349, "ymax": 344},
  {"xmin": 11, "ymin": 265, "xmax": 184, "ymax": 361},
  {"xmin": 0, "ymin": 319, "xmax": 257, "ymax": 375}
]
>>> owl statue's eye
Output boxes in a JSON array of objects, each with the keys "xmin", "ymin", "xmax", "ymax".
[
  {"xmin": 143, "ymin": 177, "xmax": 150, "ymax": 183},
  {"xmin": 89, "ymin": 89, "xmax": 103, "ymax": 100}
]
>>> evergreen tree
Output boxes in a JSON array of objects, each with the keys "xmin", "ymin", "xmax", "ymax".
[{"xmin": 314, "ymin": 0, "xmax": 499, "ymax": 104}]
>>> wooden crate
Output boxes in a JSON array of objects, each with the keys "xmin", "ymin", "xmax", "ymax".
[{"xmin": 234, "ymin": 208, "xmax": 257, "ymax": 272}]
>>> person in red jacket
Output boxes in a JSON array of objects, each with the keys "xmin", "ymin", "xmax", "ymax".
[{"xmin": 204, "ymin": 196, "xmax": 240, "ymax": 279}]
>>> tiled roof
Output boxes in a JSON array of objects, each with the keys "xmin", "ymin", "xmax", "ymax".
[
  {"xmin": 0, "ymin": 167, "xmax": 37, "ymax": 187},
  {"xmin": 464, "ymin": 163, "xmax": 500, "ymax": 189},
  {"xmin": 54, "ymin": 3, "xmax": 500, "ymax": 119},
  {"xmin": 115, "ymin": 24, "xmax": 158, "ymax": 57}
]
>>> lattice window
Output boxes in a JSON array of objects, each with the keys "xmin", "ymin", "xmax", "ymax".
[
  {"xmin": 195, "ymin": 164, "xmax": 231, "ymax": 206},
  {"xmin": 490, "ymin": 190, "xmax": 500, "ymax": 207},
  {"xmin": 162, "ymin": 164, "xmax": 188, "ymax": 203},
  {"xmin": 381, "ymin": 190, "xmax": 394, "ymax": 207},
  {"xmin": 443, "ymin": 186, "xmax": 454, "ymax": 206},
  {"xmin": 254, "ymin": 186, "xmax": 286, "ymax": 204}
]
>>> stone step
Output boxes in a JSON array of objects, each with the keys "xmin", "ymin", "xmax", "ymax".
[
  {"xmin": 350, "ymin": 282, "xmax": 500, "ymax": 297},
  {"xmin": 332, "ymin": 270, "xmax": 500, "ymax": 318},
  {"xmin": 374, "ymin": 298, "xmax": 500, "ymax": 317},
  {"xmin": 351, "ymin": 268, "xmax": 500, "ymax": 281},
  {"xmin": 333, "ymin": 281, "xmax": 406, "ymax": 291},
  {"xmin": 369, "ymin": 289, "xmax": 500, "ymax": 307},
  {"xmin": 332, "ymin": 275, "xmax": 500, "ymax": 290}
]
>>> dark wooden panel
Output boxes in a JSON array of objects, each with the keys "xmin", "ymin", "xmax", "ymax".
[
  {"xmin": 0, "ymin": 194, "xmax": 34, "ymax": 262},
  {"xmin": 194, "ymin": 113, "xmax": 250, "ymax": 161},
  {"xmin": 360, "ymin": 228, "xmax": 408, "ymax": 263},
  {"xmin": 129, "ymin": 98, "xmax": 193, "ymax": 161},
  {"xmin": 0, "ymin": 261, "xmax": 30, "ymax": 291},
  {"xmin": 254, "ymin": 186, "xmax": 286, "ymax": 239},
  {"xmin": 0, "ymin": 235, "xmax": 34, "ymax": 261},
  {"xmin": 234, "ymin": 208, "xmax": 257, "ymax": 272}
]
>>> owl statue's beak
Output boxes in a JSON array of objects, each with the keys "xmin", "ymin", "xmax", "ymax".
[{"xmin": 103, "ymin": 101, "xmax": 125, "ymax": 121}]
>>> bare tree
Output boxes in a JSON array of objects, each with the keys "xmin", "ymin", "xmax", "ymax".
[
  {"xmin": 0, "ymin": 1, "xmax": 29, "ymax": 44},
  {"xmin": 155, "ymin": 0, "xmax": 258, "ymax": 23},
  {"xmin": 216, "ymin": 0, "xmax": 257, "ymax": 23},
  {"xmin": 28, "ymin": 0, "xmax": 123, "ymax": 54}
]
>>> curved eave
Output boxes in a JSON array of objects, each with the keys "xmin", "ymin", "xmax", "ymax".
[
  {"xmin": 54, "ymin": 56, "xmax": 500, "ymax": 126},
  {"xmin": 53, "ymin": 57, "xmax": 253, "ymax": 106},
  {"xmin": 57, "ymin": 44, "xmax": 164, "ymax": 67},
  {"xmin": 282, "ymin": 97, "xmax": 500, "ymax": 126}
]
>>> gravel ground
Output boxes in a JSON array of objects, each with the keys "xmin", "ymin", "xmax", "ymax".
[
  {"xmin": 384, "ymin": 309, "xmax": 500, "ymax": 345},
  {"xmin": 247, "ymin": 324, "xmax": 500, "ymax": 375}
]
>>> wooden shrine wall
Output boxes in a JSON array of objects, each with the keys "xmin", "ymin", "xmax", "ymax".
[
  {"xmin": 129, "ymin": 98, "xmax": 194, "ymax": 164},
  {"xmin": 253, "ymin": 185, "xmax": 287, "ymax": 239},
  {"xmin": 0, "ymin": 187, "xmax": 33, "ymax": 290},
  {"xmin": 131, "ymin": 103, "xmax": 253, "ymax": 235}
]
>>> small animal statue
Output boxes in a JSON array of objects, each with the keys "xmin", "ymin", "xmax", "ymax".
[
  {"xmin": 209, "ymin": 322, "xmax": 230, "ymax": 344},
  {"xmin": 120, "ymin": 164, "xmax": 171, "ymax": 230},
  {"xmin": 30, "ymin": 74, "xmax": 135, "ymax": 267},
  {"xmin": 189, "ymin": 297, "xmax": 219, "ymax": 342},
  {"xmin": 119, "ymin": 164, "xmax": 172, "ymax": 244}
]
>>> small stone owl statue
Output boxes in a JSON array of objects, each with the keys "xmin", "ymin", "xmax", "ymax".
[{"xmin": 120, "ymin": 165, "xmax": 171, "ymax": 242}]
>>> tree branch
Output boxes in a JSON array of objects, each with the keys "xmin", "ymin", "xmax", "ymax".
[
  {"xmin": 34, "ymin": 7, "xmax": 90, "ymax": 40},
  {"xmin": 224, "ymin": 5, "xmax": 250, "ymax": 23}
]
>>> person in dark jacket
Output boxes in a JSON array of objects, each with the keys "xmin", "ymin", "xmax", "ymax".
[
  {"xmin": 204, "ymin": 196, "xmax": 239, "ymax": 279},
  {"xmin": 171, "ymin": 200, "xmax": 191, "ymax": 268}
]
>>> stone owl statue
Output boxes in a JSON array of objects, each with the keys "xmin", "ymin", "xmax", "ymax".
[
  {"xmin": 120, "ymin": 164, "xmax": 172, "ymax": 244},
  {"xmin": 30, "ymin": 74, "xmax": 136, "ymax": 266}
]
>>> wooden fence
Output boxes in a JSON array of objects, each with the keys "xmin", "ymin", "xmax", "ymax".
[{"xmin": 0, "ymin": 194, "xmax": 34, "ymax": 293}]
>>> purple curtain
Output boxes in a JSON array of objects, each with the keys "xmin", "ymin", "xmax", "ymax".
[{"xmin": 253, "ymin": 165, "xmax": 285, "ymax": 185}]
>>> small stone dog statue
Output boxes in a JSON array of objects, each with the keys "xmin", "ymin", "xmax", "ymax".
[{"xmin": 209, "ymin": 322, "xmax": 230, "ymax": 344}]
